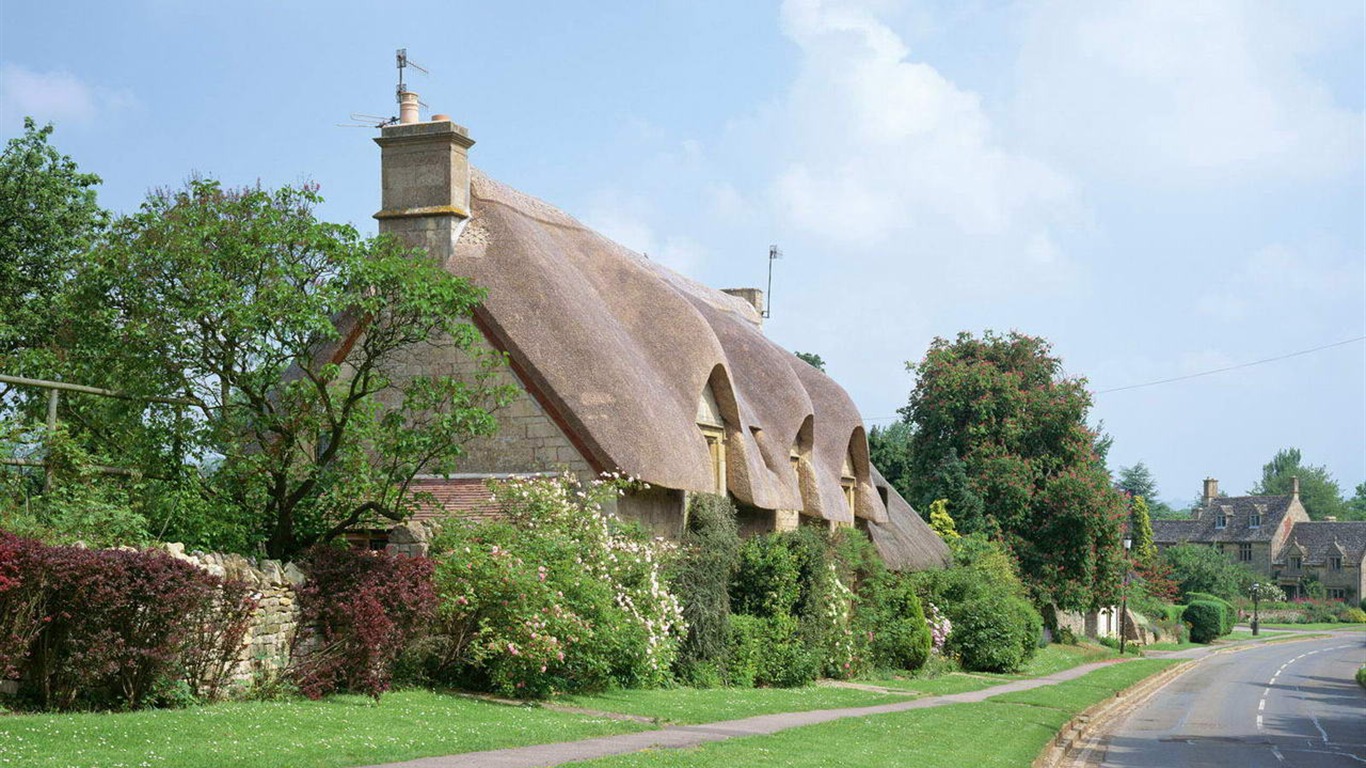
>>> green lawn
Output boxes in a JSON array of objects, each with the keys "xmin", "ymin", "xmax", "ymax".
[
  {"xmin": 1259, "ymin": 622, "xmax": 1366, "ymax": 631},
  {"xmin": 860, "ymin": 642, "xmax": 1121, "ymax": 696},
  {"xmin": 0, "ymin": 689, "xmax": 650, "ymax": 768},
  {"xmin": 569, "ymin": 660, "xmax": 1180, "ymax": 767},
  {"xmin": 558, "ymin": 685, "xmax": 916, "ymax": 725}
]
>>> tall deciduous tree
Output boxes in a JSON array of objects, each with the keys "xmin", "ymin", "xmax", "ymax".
[
  {"xmin": 900, "ymin": 331, "xmax": 1125, "ymax": 611},
  {"xmin": 68, "ymin": 179, "xmax": 510, "ymax": 559},
  {"xmin": 0, "ymin": 118, "xmax": 106, "ymax": 376},
  {"xmin": 1249, "ymin": 448, "xmax": 1347, "ymax": 521}
]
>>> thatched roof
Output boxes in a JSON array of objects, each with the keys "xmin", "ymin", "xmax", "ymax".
[
  {"xmin": 866, "ymin": 465, "xmax": 952, "ymax": 571},
  {"xmin": 448, "ymin": 171, "xmax": 887, "ymax": 525}
]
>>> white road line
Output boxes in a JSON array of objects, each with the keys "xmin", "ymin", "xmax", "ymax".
[
  {"xmin": 1257, "ymin": 714, "xmax": 1264, "ymax": 729},
  {"xmin": 1258, "ymin": 699, "xmax": 1265, "ymax": 711}
]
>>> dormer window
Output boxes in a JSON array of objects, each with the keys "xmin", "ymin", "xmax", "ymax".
[
  {"xmin": 1290, "ymin": 555, "xmax": 1302, "ymax": 570},
  {"xmin": 840, "ymin": 449, "xmax": 857, "ymax": 515},
  {"xmin": 1249, "ymin": 507, "xmax": 1262, "ymax": 528},
  {"xmin": 696, "ymin": 379, "xmax": 728, "ymax": 495},
  {"xmin": 1330, "ymin": 555, "xmax": 1343, "ymax": 571},
  {"xmin": 1214, "ymin": 511, "xmax": 1227, "ymax": 529}
]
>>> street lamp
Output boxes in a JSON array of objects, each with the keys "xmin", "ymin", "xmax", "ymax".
[
  {"xmin": 1250, "ymin": 582, "xmax": 1262, "ymax": 636},
  {"xmin": 1120, "ymin": 537, "xmax": 1132, "ymax": 655}
]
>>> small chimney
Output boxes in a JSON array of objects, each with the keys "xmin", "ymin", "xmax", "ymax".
[
  {"xmin": 1202, "ymin": 477, "xmax": 1219, "ymax": 505},
  {"xmin": 721, "ymin": 288, "xmax": 765, "ymax": 321},
  {"xmin": 1291, "ymin": 475, "xmax": 1300, "ymax": 498}
]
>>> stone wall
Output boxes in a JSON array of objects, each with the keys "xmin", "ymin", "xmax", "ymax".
[{"xmin": 162, "ymin": 543, "xmax": 305, "ymax": 686}]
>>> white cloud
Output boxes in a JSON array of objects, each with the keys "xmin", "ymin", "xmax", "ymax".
[
  {"xmin": 0, "ymin": 64, "xmax": 135, "ymax": 125},
  {"xmin": 1014, "ymin": 0, "xmax": 1364, "ymax": 184},
  {"xmin": 1199, "ymin": 242, "xmax": 1365, "ymax": 322},
  {"xmin": 764, "ymin": 0, "xmax": 1079, "ymax": 289},
  {"xmin": 583, "ymin": 188, "xmax": 705, "ymax": 274}
]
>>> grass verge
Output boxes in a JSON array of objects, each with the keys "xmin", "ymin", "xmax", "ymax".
[
  {"xmin": 568, "ymin": 659, "xmax": 1179, "ymax": 767},
  {"xmin": 558, "ymin": 685, "xmax": 915, "ymax": 725},
  {"xmin": 0, "ymin": 689, "xmax": 650, "ymax": 768},
  {"xmin": 1259, "ymin": 622, "xmax": 1366, "ymax": 631},
  {"xmin": 861, "ymin": 642, "xmax": 1121, "ymax": 696}
]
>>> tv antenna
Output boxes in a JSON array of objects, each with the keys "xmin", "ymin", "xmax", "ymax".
[
  {"xmin": 764, "ymin": 244, "xmax": 782, "ymax": 319},
  {"xmin": 338, "ymin": 48, "xmax": 431, "ymax": 129},
  {"xmin": 396, "ymin": 48, "xmax": 429, "ymax": 101}
]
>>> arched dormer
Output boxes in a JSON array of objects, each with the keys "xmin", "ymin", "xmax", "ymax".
[{"xmin": 696, "ymin": 365, "xmax": 741, "ymax": 496}]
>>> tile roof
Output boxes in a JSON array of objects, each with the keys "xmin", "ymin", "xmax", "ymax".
[
  {"xmin": 1278, "ymin": 522, "xmax": 1366, "ymax": 566},
  {"xmin": 1150, "ymin": 495, "xmax": 1293, "ymax": 544}
]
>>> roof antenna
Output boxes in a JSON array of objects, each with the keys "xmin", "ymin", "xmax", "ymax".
[
  {"xmin": 763, "ymin": 244, "xmax": 782, "ymax": 319},
  {"xmin": 338, "ymin": 48, "xmax": 431, "ymax": 129}
]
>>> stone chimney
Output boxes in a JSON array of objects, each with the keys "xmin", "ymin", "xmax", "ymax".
[
  {"xmin": 1202, "ymin": 477, "xmax": 1219, "ymax": 506},
  {"xmin": 373, "ymin": 99, "xmax": 473, "ymax": 264},
  {"xmin": 721, "ymin": 288, "xmax": 765, "ymax": 325},
  {"xmin": 1291, "ymin": 475, "xmax": 1300, "ymax": 499}
]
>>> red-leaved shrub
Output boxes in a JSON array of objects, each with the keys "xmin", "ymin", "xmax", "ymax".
[
  {"xmin": 290, "ymin": 546, "xmax": 436, "ymax": 700},
  {"xmin": 0, "ymin": 533, "xmax": 256, "ymax": 710}
]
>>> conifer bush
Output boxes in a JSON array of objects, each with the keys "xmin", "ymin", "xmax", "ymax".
[{"xmin": 671, "ymin": 493, "xmax": 741, "ymax": 685}]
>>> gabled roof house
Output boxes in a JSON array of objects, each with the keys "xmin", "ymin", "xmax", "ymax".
[{"xmin": 370, "ymin": 98, "xmax": 948, "ymax": 571}]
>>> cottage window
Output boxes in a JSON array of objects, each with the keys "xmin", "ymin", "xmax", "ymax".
[
  {"xmin": 1330, "ymin": 555, "xmax": 1342, "ymax": 571},
  {"xmin": 1214, "ymin": 511, "xmax": 1227, "ymax": 529},
  {"xmin": 1327, "ymin": 588, "xmax": 1347, "ymax": 601},
  {"xmin": 1249, "ymin": 510, "xmax": 1261, "ymax": 528},
  {"xmin": 697, "ymin": 377, "xmax": 730, "ymax": 495},
  {"xmin": 1238, "ymin": 543, "xmax": 1252, "ymax": 562},
  {"xmin": 1290, "ymin": 555, "xmax": 1302, "ymax": 570},
  {"xmin": 840, "ymin": 448, "xmax": 857, "ymax": 516}
]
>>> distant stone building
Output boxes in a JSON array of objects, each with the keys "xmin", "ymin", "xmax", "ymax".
[
  {"xmin": 1152, "ymin": 478, "xmax": 1366, "ymax": 603},
  {"xmin": 348, "ymin": 98, "xmax": 948, "ymax": 571}
]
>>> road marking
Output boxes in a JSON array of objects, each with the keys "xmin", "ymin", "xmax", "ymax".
[
  {"xmin": 1258, "ymin": 699, "xmax": 1265, "ymax": 711},
  {"xmin": 1257, "ymin": 714, "xmax": 1263, "ymax": 729}
]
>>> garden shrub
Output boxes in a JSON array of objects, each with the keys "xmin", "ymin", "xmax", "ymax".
[
  {"xmin": 0, "ymin": 534, "xmax": 249, "ymax": 710},
  {"xmin": 727, "ymin": 614, "xmax": 818, "ymax": 688},
  {"xmin": 731, "ymin": 534, "xmax": 802, "ymax": 618},
  {"xmin": 864, "ymin": 574, "xmax": 931, "ymax": 672},
  {"xmin": 1183, "ymin": 592, "xmax": 1235, "ymax": 635},
  {"xmin": 1357, "ymin": 665, "xmax": 1365, "ymax": 690},
  {"xmin": 429, "ymin": 475, "xmax": 682, "ymax": 698},
  {"xmin": 910, "ymin": 533, "xmax": 1041, "ymax": 672},
  {"xmin": 1338, "ymin": 607, "xmax": 1366, "ymax": 624},
  {"xmin": 291, "ymin": 545, "xmax": 437, "ymax": 701},
  {"xmin": 1184, "ymin": 600, "xmax": 1226, "ymax": 644},
  {"xmin": 179, "ymin": 577, "xmax": 257, "ymax": 702},
  {"xmin": 671, "ymin": 493, "xmax": 741, "ymax": 685}
]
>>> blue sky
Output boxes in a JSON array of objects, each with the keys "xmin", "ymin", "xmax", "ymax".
[{"xmin": 3, "ymin": 0, "xmax": 1363, "ymax": 507}]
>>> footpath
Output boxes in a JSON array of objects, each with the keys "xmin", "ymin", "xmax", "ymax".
[{"xmin": 361, "ymin": 629, "xmax": 1333, "ymax": 768}]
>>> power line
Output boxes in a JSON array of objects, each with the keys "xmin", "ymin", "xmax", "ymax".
[
  {"xmin": 860, "ymin": 335, "xmax": 1366, "ymax": 421},
  {"xmin": 1095, "ymin": 336, "xmax": 1365, "ymax": 395}
]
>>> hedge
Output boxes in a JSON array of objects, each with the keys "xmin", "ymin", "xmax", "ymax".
[{"xmin": 1184, "ymin": 600, "xmax": 1226, "ymax": 644}]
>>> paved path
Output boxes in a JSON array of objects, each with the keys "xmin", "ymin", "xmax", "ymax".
[
  {"xmin": 1092, "ymin": 633, "xmax": 1366, "ymax": 768},
  {"xmin": 362, "ymin": 632, "xmax": 1355, "ymax": 768}
]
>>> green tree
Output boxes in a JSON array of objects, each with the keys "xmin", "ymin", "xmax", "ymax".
[
  {"xmin": 1249, "ymin": 448, "xmax": 1347, "ymax": 521},
  {"xmin": 867, "ymin": 421, "xmax": 913, "ymax": 500},
  {"xmin": 60, "ymin": 178, "xmax": 509, "ymax": 559},
  {"xmin": 0, "ymin": 118, "xmax": 107, "ymax": 376},
  {"xmin": 1161, "ymin": 543, "xmax": 1256, "ymax": 602},
  {"xmin": 1345, "ymin": 482, "xmax": 1366, "ymax": 522},
  {"xmin": 794, "ymin": 351, "xmax": 825, "ymax": 372},
  {"xmin": 927, "ymin": 499, "xmax": 959, "ymax": 540},
  {"xmin": 1127, "ymin": 495, "xmax": 1156, "ymax": 566},
  {"xmin": 900, "ymin": 331, "xmax": 1126, "ymax": 611},
  {"xmin": 1116, "ymin": 462, "xmax": 1158, "ymax": 500}
]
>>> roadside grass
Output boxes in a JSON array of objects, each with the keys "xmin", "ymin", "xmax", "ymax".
[
  {"xmin": 569, "ymin": 659, "xmax": 1180, "ymax": 767},
  {"xmin": 862, "ymin": 642, "xmax": 1120, "ymax": 696},
  {"xmin": 557, "ymin": 685, "xmax": 915, "ymax": 725},
  {"xmin": 0, "ymin": 689, "xmax": 649, "ymax": 768},
  {"xmin": 1259, "ymin": 622, "xmax": 1366, "ymax": 631}
]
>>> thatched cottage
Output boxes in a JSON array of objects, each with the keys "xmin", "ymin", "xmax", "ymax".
[{"xmin": 366, "ymin": 98, "xmax": 948, "ymax": 572}]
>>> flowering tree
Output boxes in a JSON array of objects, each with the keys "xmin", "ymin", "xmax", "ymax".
[{"xmin": 898, "ymin": 331, "xmax": 1127, "ymax": 611}]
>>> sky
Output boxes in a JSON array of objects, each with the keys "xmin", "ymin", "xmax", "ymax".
[{"xmin": 2, "ymin": 0, "xmax": 1363, "ymax": 508}]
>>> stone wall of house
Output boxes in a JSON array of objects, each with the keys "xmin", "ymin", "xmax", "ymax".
[
  {"xmin": 385, "ymin": 330, "xmax": 594, "ymax": 478},
  {"xmin": 162, "ymin": 543, "xmax": 305, "ymax": 685},
  {"xmin": 611, "ymin": 486, "xmax": 687, "ymax": 540}
]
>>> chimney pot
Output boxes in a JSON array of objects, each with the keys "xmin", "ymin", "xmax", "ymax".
[
  {"xmin": 431, "ymin": 113, "xmax": 452, "ymax": 122},
  {"xmin": 398, "ymin": 91, "xmax": 421, "ymax": 125},
  {"xmin": 1291, "ymin": 475, "xmax": 1300, "ymax": 498}
]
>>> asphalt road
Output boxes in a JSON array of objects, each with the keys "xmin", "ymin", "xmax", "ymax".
[{"xmin": 1098, "ymin": 633, "xmax": 1366, "ymax": 767}]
